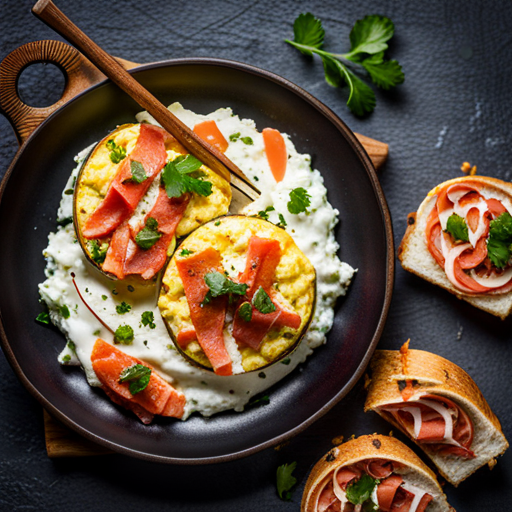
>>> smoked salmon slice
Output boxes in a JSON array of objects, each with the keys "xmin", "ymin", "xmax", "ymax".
[
  {"xmin": 232, "ymin": 236, "xmax": 301, "ymax": 350},
  {"xmin": 176, "ymin": 248, "xmax": 232, "ymax": 376},
  {"xmin": 193, "ymin": 120, "xmax": 229, "ymax": 153},
  {"xmin": 83, "ymin": 124, "xmax": 168, "ymax": 239},
  {"xmin": 376, "ymin": 475, "xmax": 403, "ymax": 511},
  {"xmin": 91, "ymin": 338, "xmax": 186, "ymax": 423}
]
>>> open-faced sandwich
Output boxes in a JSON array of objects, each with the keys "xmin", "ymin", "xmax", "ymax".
[
  {"xmin": 74, "ymin": 123, "xmax": 231, "ymax": 280},
  {"xmin": 364, "ymin": 342, "xmax": 509, "ymax": 486},
  {"xmin": 158, "ymin": 215, "xmax": 316, "ymax": 375},
  {"xmin": 399, "ymin": 176, "xmax": 512, "ymax": 318},
  {"xmin": 302, "ymin": 434, "xmax": 454, "ymax": 512}
]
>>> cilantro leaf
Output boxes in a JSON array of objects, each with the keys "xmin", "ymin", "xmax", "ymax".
[
  {"xmin": 141, "ymin": 311, "xmax": 156, "ymax": 329},
  {"xmin": 125, "ymin": 160, "xmax": 147, "ymax": 184},
  {"xmin": 89, "ymin": 240, "xmax": 109, "ymax": 264},
  {"xmin": 241, "ymin": 136, "xmax": 253, "ymax": 145},
  {"xmin": 487, "ymin": 212, "xmax": 512, "ymax": 269},
  {"xmin": 106, "ymin": 139, "xmax": 127, "ymax": 164},
  {"xmin": 36, "ymin": 312, "xmax": 50, "ymax": 325},
  {"xmin": 288, "ymin": 187, "xmax": 311, "ymax": 214},
  {"xmin": 114, "ymin": 324, "xmax": 134, "ymax": 345},
  {"xmin": 290, "ymin": 12, "xmax": 324, "ymax": 56},
  {"xmin": 179, "ymin": 249, "xmax": 193, "ymax": 256},
  {"xmin": 347, "ymin": 15, "xmax": 395, "ymax": 58},
  {"xmin": 252, "ymin": 287, "xmax": 276, "ymax": 314},
  {"xmin": 116, "ymin": 301, "xmax": 131, "ymax": 314},
  {"xmin": 238, "ymin": 302, "xmax": 253, "ymax": 322},
  {"xmin": 203, "ymin": 272, "xmax": 248, "ymax": 305},
  {"xmin": 277, "ymin": 213, "xmax": 287, "ymax": 228},
  {"xmin": 60, "ymin": 305, "xmax": 70, "ymax": 319},
  {"xmin": 119, "ymin": 363, "xmax": 151, "ymax": 395},
  {"xmin": 285, "ymin": 13, "xmax": 403, "ymax": 115},
  {"xmin": 346, "ymin": 474, "xmax": 379, "ymax": 505},
  {"xmin": 257, "ymin": 205, "xmax": 275, "ymax": 220},
  {"xmin": 445, "ymin": 213, "xmax": 469, "ymax": 242},
  {"xmin": 276, "ymin": 462, "xmax": 297, "ymax": 501},
  {"xmin": 229, "ymin": 132, "xmax": 240, "ymax": 142},
  {"xmin": 135, "ymin": 217, "xmax": 162, "ymax": 250},
  {"xmin": 161, "ymin": 155, "xmax": 212, "ymax": 199}
]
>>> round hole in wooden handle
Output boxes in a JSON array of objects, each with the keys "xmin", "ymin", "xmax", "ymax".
[{"xmin": 0, "ymin": 40, "xmax": 107, "ymax": 144}]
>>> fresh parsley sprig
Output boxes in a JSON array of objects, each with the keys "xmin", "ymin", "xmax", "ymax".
[
  {"xmin": 135, "ymin": 217, "xmax": 162, "ymax": 250},
  {"xmin": 276, "ymin": 462, "xmax": 297, "ymax": 501},
  {"xmin": 106, "ymin": 139, "xmax": 127, "ymax": 164},
  {"xmin": 487, "ymin": 212, "xmax": 512, "ymax": 269},
  {"xmin": 288, "ymin": 187, "xmax": 311, "ymax": 214},
  {"xmin": 119, "ymin": 363, "xmax": 151, "ymax": 395},
  {"xmin": 346, "ymin": 474, "xmax": 379, "ymax": 506},
  {"xmin": 445, "ymin": 213, "xmax": 469, "ymax": 242},
  {"xmin": 161, "ymin": 154, "xmax": 212, "ymax": 198},
  {"xmin": 202, "ymin": 272, "xmax": 248, "ymax": 305},
  {"xmin": 252, "ymin": 287, "xmax": 276, "ymax": 314},
  {"xmin": 285, "ymin": 13, "xmax": 404, "ymax": 115}
]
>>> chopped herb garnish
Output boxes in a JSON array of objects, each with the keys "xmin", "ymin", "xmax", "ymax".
[
  {"xmin": 487, "ymin": 212, "xmax": 512, "ymax": 269},
  {"xmin": 101, "ymin": 295, "xmax": 108, "ymax": 301},
  {"xmin": 141, "ymin": 311, "xmax": 156, "ymax": 329},
  {"xmin": 285, "ymin": 13, "xmax": 404, "ymax": 115},
  {"xmin": 445, "ymin": 213, "xmax": 469, "ymax": 242},
  {"xmin": 112, "ymin": 289, "xmax": 118, "ymax": 295},
  {"xmin": 36, "ymin": 312, "xmax": 50, "ymax": 325},
  {"xmin": 277, "ymin": 213, "xmax": 287, "ymax": 228},
  {"xmin": 135, "ymin": 217, "xmax": 162, "ymax": 250},
  {"xmin": 127, "ymin": 285, "xmax": 135, "ymax": 292},
  {"xmin": 60, "ymin": 305, "xmax": 70, "ymax": 319},
  {"xmin": 202, "ymin": 272, "xmax": 248, "ymax": 305},
  {"xmin": 62, "ymin": 354, "xmax": 71, "ymax": 363},
  {"xmin": 276, "ymin": 462, "xmax": 297, "ymax": 501},
  {"xmin": 116, "ymin": 301, "xmax": 131, "ymax": 315},
  {"xmin": 67, "ymin": 341, "xmax": 76, "ymax": 352},
  {"xmin": 106, "ymin": 139, "xmax": 127, "ymax": 164},
  {"xmin": 180, "ymin": 249, "xmax": 193, "ymax": 256},
  {"xmin": 123, "ymin": 160, "xmax": 147, "ymax": 184},
  {"xmin": 238, "ymin": 302, "xmax": 253, "ymax": 322},
  {"xmin": 161, "ymin": 154, "xmax": 212, "ymax": 198},
  {"xmin": 241, "ymin": 136, "xmax": 253, "ymax": 145},
  {"xmin": 119, "ymin": 363, "xmax": 151, "ymax": 395},
  {"xmin": 93, "ymin": 329, "xmax": 101, "ymax": 336},
  {"xmin": 114, "ymin": 324, "xmax": 134, "ymax": 345},
  {"xmin": 247, "ymin": 393, "xmax": 270, "ymax": 408},
  {"xmin": 64, "ymin": 188, "xmax": 74, "ymax": 195},
  {"xmin": 215, "ymin": 220, "xmax": 221, "ymax": 226},
  {"xmin": 229, "ymin": 132, "xmax": 241, "ymax": 142},
  {"xmin": 346, "ymin": 474, "xmax": 379, "ymax": 505},
  {"xmin": 288, "ymin": 187, "xmax": 311, "ymax": 214},
  {"xmin": 258, "ymin": 371, "xmax": 266, "ymax": 379},
  {"xmin": 281, "ymin": 357, "xmax": 291, "ymax": 365},
  {"xmin": 252, "ymin": 287, "xmax": 276, "ymax": 314},
  {"xmin": 257, "ymin": 205, "xmax": 275, "ymax": 221}
]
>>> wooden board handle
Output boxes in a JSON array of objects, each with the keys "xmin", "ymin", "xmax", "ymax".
[{"xmin": 0, "ymin": 40, "xmax": 138, "ymax": 144}]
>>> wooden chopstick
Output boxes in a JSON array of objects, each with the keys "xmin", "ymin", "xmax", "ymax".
[{"xmin": 32, "ymin": 0, "xmax": 260, "ymax": 201}]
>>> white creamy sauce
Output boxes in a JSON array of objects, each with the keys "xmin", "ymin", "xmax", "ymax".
[{"xmin": 38, "ymin": 103, "xmax": 355, "ymax": 419}]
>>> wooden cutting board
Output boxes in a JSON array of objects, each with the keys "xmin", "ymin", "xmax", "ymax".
[{"xmin": 0, "ymin": 39, "xmax": 388, "ymax": 457}]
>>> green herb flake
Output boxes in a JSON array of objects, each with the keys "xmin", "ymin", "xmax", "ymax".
[
  {"xmin": 257, "ymin": 205, "xmax": 275, "ymax": 221},
  {"xmin": 229, "ymin": 132, "xmax": 241, "ymax": 142},
  {"xmin": 127, "ymin": 285, "xmax": 135, "ymax": 292},
  {"xmin": 241, "ymin": 136, "xmax": 253, "ymax": 145},
  {"xmin": 126, "ymin": 160, "xmax": 147, "ymax": 184},
  {"xmin": 36, "ymin": 312, "xmax": 50, "ymax": 325},
  {"xmin": 276, "ymin": 462, "xmax": 297, "ymax": 501},
  {"xmin": 114, "ymin": 324, "xmax": 134, "ymax": 345},
  {"xmin": 135, "ymin": 217, "xmax": 162, "ymax": 250},
  {"xmin": 62, "ymin": 354, "xmax": 71, "ymax": 363},
  {"xmin": 445, "ymin": 213, "xmax": 469, "ymax": 242},
  {"xmin": 116, "ymin": 301, "xmax": 132, "ymax": 315},
  {"xmin": 487, "ymin": 212, "xmax": 512, "ymax": 269},
  {"xmin": 64, "ymin": 188, "xmax": 74, "ymax": 195},
  {"xmin": 180, "ymin": 249, "xmax": 193, "ymax": 257},
  {"xmin": 119, "ymin": 363, "xmax": 151, "ymax": 395},
  {"xmin": 60, "ymin": 305, "xmax": 70, "ymax": 319},
  {"xmin": 141, "ymin": 311, "xmax": 156, "ymax": 329},
  {"xmin": 277, "ymin": 213, "xmax": 287, "ymax": 228},
  {"xmin": 67, "ymin": 341, "xmax": 76, "ymax": 352},
  {"xmin": 252, "ymin": 287, "xmax": 276, "ymax": 314},
  {"xmin": 285, "ymin": 13, "xmax": 403, "ymax": 116},
  {"xmin": 281, "ymin": 357, "xmax": 291, "ymax": 365},
  {"xmin": 161, "ymin": 155, "xmax": 212, "ymax": 199},
  {"xmin": 102, "ymin": 295, "xmax": 108, "ymax": 301},
  {"xmin": 112, "ymin": 289, "xmax": 118, "ymax": 296},
  {"xmin": 238, "ymin": 302, "xmax": 253, "ymax": 322},
  {"xmin": 93, "ymin": 329, "xmax": 101, "ymax": 336},
  {"xmin": 202, "ymin": 272, "xmax": 248, "ymax": 305},
  {"xmin": 106, "ymin": 139, "xmax": 127, "ymax": 164},
  {"xmin": 287, "ymin": 187, "xmax": 311, "ymax": 214},
  {"xmin": 346, "ymin": 474, "xmax": 379, "ymax": 505},
  {"xmin": 215, "ymin": 220, "xmax": 221, "ymax": 226},
  {"xmin": 258, "ymin": 371, "xmax": 266, "ymax": 379}
]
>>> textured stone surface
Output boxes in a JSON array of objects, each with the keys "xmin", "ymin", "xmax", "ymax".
[{"xmin": 1, "ymin": 0, "xmax": 512, "ymax": 510}]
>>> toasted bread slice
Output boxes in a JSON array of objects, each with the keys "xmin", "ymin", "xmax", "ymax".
[
  {"xmin": 365, "ymin": 348, "xmax": 509, "ymax": 486},
  {"xmin": 302, "ymin": 434, "xmax": 454, "ymax": 512},
  {"xmin": 398, "ymin": 175, "xmax": 512, "ymax": 319}
]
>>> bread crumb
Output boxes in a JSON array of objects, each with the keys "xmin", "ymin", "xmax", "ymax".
[
  {"xmin": 400, "ymin": 339, "xmax": 410, "ymax": 374},
  {"xmin": 389, "ymin": 430, "xmax": 394, "ymax": 437},
  {"xmin": 470, "ymin": 165, "xmax": 477, "ymax": 175},
  {"xmin": 461, "ymin": 161, "xmax": 471, "ymax": 173},
  {"xmin": 332, "ymin": 435, "xmax": 344, "ymax": 446},
  {"xmin": 364, "ymin": 373, "xmax": 371, "ymax": 390},
  {"xmin": 488, "ymin": 458, "xmax": 497, "ymax": 470}
]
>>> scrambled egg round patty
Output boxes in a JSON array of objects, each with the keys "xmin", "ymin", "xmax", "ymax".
[
  {"xmin": 74, "ymin": 123, "xmax": 231, "ymax": 276},
  {"xmin": 158, "ymin": 215, "xmax": 316, "ymax": 373}
]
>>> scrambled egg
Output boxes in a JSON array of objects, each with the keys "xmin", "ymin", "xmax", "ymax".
[
  {"xmin": 74, "ymin": 123, "xmax": 231, "ymax": 269},
  {"xmin": 158, "ymin": 215, "xmax": 316, "ymax": 373}
]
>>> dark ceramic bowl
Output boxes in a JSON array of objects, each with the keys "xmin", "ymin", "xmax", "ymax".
[{"xmin": 0, "ymin": 58, "xmax": 393, "ymax": 463}]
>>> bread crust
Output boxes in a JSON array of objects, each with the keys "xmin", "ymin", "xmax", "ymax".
[
  {"xmin": 301, "ymin": 434, "xmax": 453, "ymax": 512},
  {"xmin": 365, "ymin": 349, "xmax": 509, "ymax": 485},
  {"xmin": 398, "ymin": 175, "xmax": 512, "ymax": 319}
]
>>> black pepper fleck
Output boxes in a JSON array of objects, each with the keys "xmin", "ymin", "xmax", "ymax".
[{"xmin": 372, "ymin": 439, "xmax": 381, "ymax": 449}]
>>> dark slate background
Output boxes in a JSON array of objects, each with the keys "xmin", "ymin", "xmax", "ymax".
[{"xmin": 1, "ymin": 0, "xmax": 512, "ymax": 510}]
